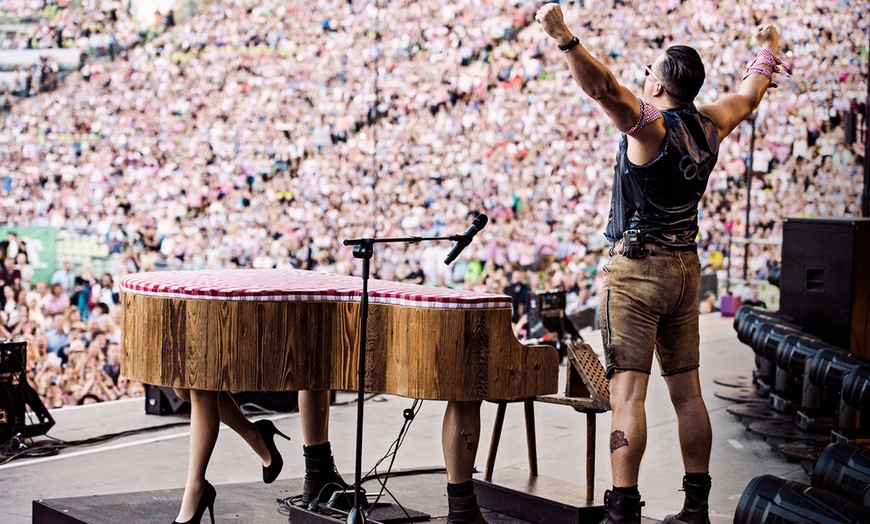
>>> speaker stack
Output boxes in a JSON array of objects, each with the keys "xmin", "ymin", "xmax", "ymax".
[
  {"xmin": 0, "ymin": 341, "xmax": 54, "ymax": 448},
  {"xmin": 780, "ymin": 217, "xmax": 870, "ymax": 359}
]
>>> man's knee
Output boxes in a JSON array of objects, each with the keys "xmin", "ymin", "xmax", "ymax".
[{"xmin": 609, "ymin": 370, "xmax": 650, "ymax": 406}]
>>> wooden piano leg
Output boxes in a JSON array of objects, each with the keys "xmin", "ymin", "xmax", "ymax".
[
  {"xmin": 484, "ymin": 401, "xmax": 507, "ymax": 481},
  {"xmin": 524, "ymin": 400, "xmax": 538, "ymax": 477}
]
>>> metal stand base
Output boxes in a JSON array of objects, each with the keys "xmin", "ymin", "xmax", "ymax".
[
  {"xmin": 714, "ymin": 386, "xmax": 764, "ymax": 403},
  {"xmin": 726, "ymin": 402, "xmax": 788, "ymax": 426},
  {"xmin": 713, "ymin": 374, "xmax": 754, "ymax": 388},
  {"xmin": 748, "ymin": 419, "xmax": 830, "ymax": 447},
  {"xmin": 776, "ymin": 440, "xmax": 828, "ymax": 464}
]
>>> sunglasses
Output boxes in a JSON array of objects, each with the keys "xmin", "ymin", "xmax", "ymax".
[{"xmin": 645, "ymin": 64, "xmax": 672, "ymax": 98}]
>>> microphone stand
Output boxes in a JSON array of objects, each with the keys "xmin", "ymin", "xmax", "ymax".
[{"xmin": 340, "ymin": 232, "xmax": 464, "ymax": 524}]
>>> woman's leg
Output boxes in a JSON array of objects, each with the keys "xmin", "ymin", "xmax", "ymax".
[
  {"xmin": 216, "ymin": 391, "xmax": 271, "ymax": 465},
  {"xmin": 174, "ymin": 388, "xmax": 220, "ymax": 522}
]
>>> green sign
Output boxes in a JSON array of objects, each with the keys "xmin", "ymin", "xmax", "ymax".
[{"xmin": 0, "ymin": 226, "xmax": 57, "ymax": 285}]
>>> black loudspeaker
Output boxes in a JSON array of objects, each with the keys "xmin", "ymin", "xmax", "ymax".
[
  {"xmin": 698, "ymin": 272, "xmax": 717, "ymax": 302},
  {"xmin": 844, "ymin": 111, "xmax": 857, "ymax": 145},
  {"xmin": 735, "ymin": 475, "xmax": 870, "ymax": 524},
  {"xmin": 780, "ymin": 218, "xmax": 870, "ymax": 358},
  {"xmin": 145, "ymin": 385, "xmax": 189, "ymax": 415},
  {"xmin": 231, "ymin": 391, "xmax": 298, "ymax": 413},
  {"xmin": 0, "ymin": 342, "xmax": 54, "ymax": 444},
  {"xmin": 533, "ymin": 291, "xmax": 581, "ymax": 339}
]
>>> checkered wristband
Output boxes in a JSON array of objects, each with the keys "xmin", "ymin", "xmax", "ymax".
[
  {"xmin": 742, "ymin": 48, "xmax": 790, "ymax": 88},
  {"xmin": 626, "ymin": 98, "xmax": 662, "ymax": 136}
]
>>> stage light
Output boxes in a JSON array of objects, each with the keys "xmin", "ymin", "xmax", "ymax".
[
  {"xmin": 735, "ymin": 474, "xmax": 870, "ymax": 524},
  {"xmin": 812, "ymin": 442, "xmax": 870, "ymax": 505}
]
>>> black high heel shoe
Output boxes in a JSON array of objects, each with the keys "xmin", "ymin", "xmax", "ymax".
[
  {"xmin": 254, "ymin": 419, "xmax": 291, "ymax": 484},
  {"xmin": 172, "ymin": 480, "xmax": 216, "ymax": 524}
]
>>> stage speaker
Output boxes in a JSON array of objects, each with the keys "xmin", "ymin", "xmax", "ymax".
[
  {"xmin": 780, "ymin": 217, "xmax": 870, "ymax": 358},
  {"xmin": 844, "ymin": 111, "xmax": 857, "ymax": 145},
  {"xmin": 735, "ymin": 474, "xmax": 870, "ymax": 524},
  {"xmin": 231, "ymin": 391, "xmax": 298, "ymax": 413},
  {"xmin": 812, "ymin": 442, "xmax": 870, "ymax": 505},
  {"xmin": 0, "ymin": 342, "xmax": 54, "ymax": 444},
  {"xmin": 145, "ymin": 384, "xmax": 189, "ymax": 415},
  {"xmin": 527, "ymin": 290, "xmax": 571, "ymax": 339},
  {"xmin": 698, "ymin": 272, "xmax": 717, "ymax": 301}
]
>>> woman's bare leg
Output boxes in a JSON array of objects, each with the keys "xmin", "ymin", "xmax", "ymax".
[
  {"xmin": 215, "ymin": 392, "xmax": 271, "ymax": 465},
  {"xmin": 174, "ymin": 388, "xmax": 219, "ymax": 522}
]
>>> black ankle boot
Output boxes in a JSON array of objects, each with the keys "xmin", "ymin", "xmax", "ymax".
[
  {"xmin": 600, "ymin": 489, "xmax": 643, "ymax": 524},
  {"xmin": 660, "ymin": 479, "xmax": 711, "ymax": 524},
  {"xmin": 446, "ymin": 494, "xmax": 488, "ymax": 524},
  {"xmin": 302, "ymin": 454, "xmax": 353, "ymax": 505}
]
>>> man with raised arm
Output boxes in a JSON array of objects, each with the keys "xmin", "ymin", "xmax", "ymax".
[{"xmin": 536, "ymin": 4, "xmax": 787, "ymax": 524}]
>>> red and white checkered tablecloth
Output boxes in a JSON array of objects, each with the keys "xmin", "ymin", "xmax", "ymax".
[{"xmin": 120, "ymin": 268, "xmax": 513, "ymax": 310}]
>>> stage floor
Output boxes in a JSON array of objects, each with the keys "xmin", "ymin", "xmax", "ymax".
[{"xmin": 2, "ymin": 315, "xmax": 813, "ymax": 523}]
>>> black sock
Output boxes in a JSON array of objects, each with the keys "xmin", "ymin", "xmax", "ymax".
[
  {"xmin": 613, "ymin": 485, "xmax": 640, "ymax": 497},
  {"xmin": 684, "ymin": 472, "xmax": 711, "ymax": 486},
  {"xmin": 303, "ymin": 442, "xmax": 332, "ymax": 459},
  {"xmin": 447, "ymin": 480, "xmax": 475, "ymax": 498}
]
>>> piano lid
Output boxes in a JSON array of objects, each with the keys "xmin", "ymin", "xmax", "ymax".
[{"xmin": 120, "ymin": 268, "xmax": 514, "ymax": 310}]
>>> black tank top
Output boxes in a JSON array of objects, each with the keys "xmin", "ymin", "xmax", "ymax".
[{"xmin": 604, "ymin": 104, "xmax": 720, "ymax": 250}]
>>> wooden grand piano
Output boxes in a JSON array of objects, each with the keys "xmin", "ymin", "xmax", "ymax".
[{"xmin": 119, "ymin": 268, "xmax": 558, "ymax": 401}]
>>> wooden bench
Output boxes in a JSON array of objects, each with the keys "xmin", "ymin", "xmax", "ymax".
[{"xmin": 483, "ymin": 341, "xmax": 610, "ymax": 502}]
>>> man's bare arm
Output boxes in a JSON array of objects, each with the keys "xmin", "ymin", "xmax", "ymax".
[
  {"xmin": 535, "ymin": 3, "xmax": 642, "ymax": 133},
  {"xmin": 697, "ymin": 24, "xmax": 783, "ymax": 142}
]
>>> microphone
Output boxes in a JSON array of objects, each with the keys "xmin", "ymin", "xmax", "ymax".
[{"xmin": 444, "ymin": 214, "xmax": 488, "ymax": 265}]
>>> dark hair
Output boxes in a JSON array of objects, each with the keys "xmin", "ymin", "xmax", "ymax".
[{"xmin": 660, "ymin": 45, "xmax": 705, "ymax": 104}]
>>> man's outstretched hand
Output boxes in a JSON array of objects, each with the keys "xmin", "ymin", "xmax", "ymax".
[
  {"xmin": 536, "ymin": 3, "xmax": 574, "ymax": 47},
  {"xmin": 754, "ymin": 24, "xmax": 780, "ymax": 53}
]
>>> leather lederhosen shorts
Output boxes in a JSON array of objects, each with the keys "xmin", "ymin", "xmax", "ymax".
[{"xmin": 599, "ymin": 241, "xmax": 702, "ymax": 377}]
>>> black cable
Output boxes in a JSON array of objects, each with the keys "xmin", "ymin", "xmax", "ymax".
[
  {"xmin": 361, "ymin": 399, "xmax": 422, "ymax": 520},
  {"xmin": 275, "ymin": 399, "xmax": 432, "ymax": 519},
  {"xmin": 237, "ymin": 402, "xmax": 279, "ymax": 417},
  {"xmin": 41, "ymin": 420, "xmax": 191, "ymax": 447},
  {"xmin": 3, "ymin": 386, "xmax": 381, "ymax": 468},
  {"xmin": 0, "ymin": 421, "xmax": 190, "ymax": 465}
]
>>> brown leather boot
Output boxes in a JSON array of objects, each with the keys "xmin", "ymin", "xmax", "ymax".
[
  {"xmin": 600, "ymin": 489, "xmax": 644, "ymax": 524},
  {"xmin": 446, "ymin": 494, "xmax": 489, "ymax": 524},
  {"xmin": 660, "ymin": 478, "xmax": 711, "ymax": 524}
]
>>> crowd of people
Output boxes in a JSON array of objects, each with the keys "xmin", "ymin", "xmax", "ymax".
[
  {"xmin": 1, "ymin": 241, "xmax": 143, "ymax": 408},
  {"xmin": 0, "ymin": 1, "xmax": 143, "ymax": 57},
  {"xmin": 0, "ymin": 0, "xmax": 865, "ymax": 410},
  {"xmin": 0, "ymin": 1, "xmax": 176, "ymax": 100}
]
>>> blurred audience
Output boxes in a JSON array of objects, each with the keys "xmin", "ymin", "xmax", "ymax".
[{"xmin": 0, "ymin": 0, "xmax": 864, "ymax": 409}]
